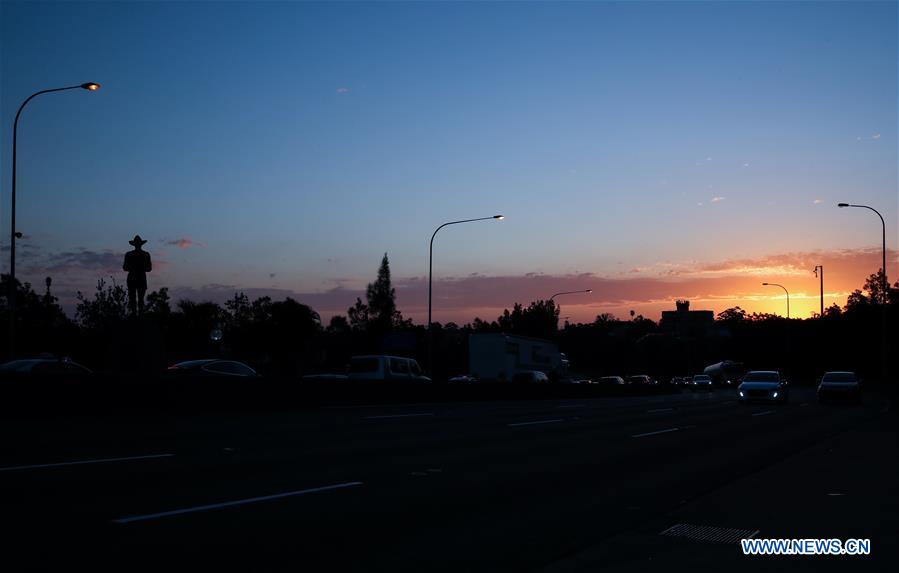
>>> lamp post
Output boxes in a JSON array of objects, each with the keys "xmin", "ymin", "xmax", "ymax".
[
  {"xmin": 549, "ymin": 289, "xmax": 593, "ymax": 302},
  {"xmin": 838, "ymin": 203, "xmax": 887, "ymax": 302},
  {"xmin": 762, "ymin": 282, "xmax": 790, "ymax": 318},
  {"xmin": 813, "ymin": 266, "xmax": 823, "ymax": 317},
  {"xmin": 8, "ymin": 82, "xmax": 101, "ymax": 359},
  {"xmin": 428, "ymin": 215, "xmax": 503, "ymax": 375},
  {"xmin": 549, "ymin": 289, "xmax": 592, "ymax": 328},
  {"xmin": 838, "ymin": 202, "xmax": 889, "ymax": 384}
]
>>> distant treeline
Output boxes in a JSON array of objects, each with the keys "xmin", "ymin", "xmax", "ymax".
[{"xmin": 1, "ymin": 256, "xmax": 896, "ymax": 383}]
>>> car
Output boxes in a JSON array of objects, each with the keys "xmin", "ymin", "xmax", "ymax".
[
  {"xmin": 448, "ymin": 374, "xmax": 478, "ymax": 383},
  {"xmin": 690, "ymin": 374, "xmax": 714, "ymax": 392},
  {"xmin": 511, "ymin": 370, "xmax": 550, "ymax": 383},
  {"xmin": 738, "ymin": 370, "xmax": 789, "ymax": 403},
  {"xmin": 347, "ymin": 355, "xmax": 430, "ymax": 382},
  {"xmin": 167, "ymin": 359, "xmax": 259, "ymax": 378},
  {"xmin": 596, "ymin": 376, "xmax": 626, "ymax": 387},
  {"xmin": 625, "ymin": 374, "xmax": 652, "ymax": 386},
  {"xmin": 817, "ymin": 371, "xmax": 861, "ymax": 403},
  {"xmin": 0, "ymin": 357, "xmax": 93, "ymax": 380}
]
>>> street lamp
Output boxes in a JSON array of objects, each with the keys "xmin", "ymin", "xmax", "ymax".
[
  {"xmin": 549, "ymin": 289, "xmax": 592, "ymax": 327},
  {"xmin": 8, "ymin": 82, "xmax": 101, "ymax": 359},
  {"xmin": 813, "ymin": 266, "xmax": 823, "ymax": 317},
  {"xmin": 428, "ymin": 215, "xmax": 503, "ymax": 374},
  {"xmin": 549, "ymin": 289, "xmax": 593, "ymax": 301},
  {"xmin": 838, "ymin": 202, "xmax": 889, "ymax": 383},
  {"xmin": 837, "ymin": 203, "xmax": 887, "ymax": 302},
  {"xmin": 762, "ymin": 282, "xmax": 790, "ymax": 318}
]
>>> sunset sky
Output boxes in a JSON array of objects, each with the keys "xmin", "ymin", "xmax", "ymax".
[{"xmin": 1, "ymin": 1, "xmax": 896, "ymax": 324}]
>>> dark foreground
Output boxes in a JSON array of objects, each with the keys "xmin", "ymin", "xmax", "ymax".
[{"xmin": 1, "ymin": 386, "xmax": 896, "ymax": 572}]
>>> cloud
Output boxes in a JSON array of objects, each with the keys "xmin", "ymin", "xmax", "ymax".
[
  {"xmin": 813, "ymin": 199, "xmax": 823, "ymax": 204},
  {"xmin": 40, "ymin": 249, "xmax": 122, "ymax": 275},
  {"xmin": 163, "ymin": 237, "xmax": 204, "ymax": 250},
  {"xmin": 336, "ymin": 87, "xmax": 350, "ymax": 94},
  {"xmin": 163, "ymin": 247, "xmax": 887, "ymax": 325},
  {"xmin": 710, "ymin": 196, "xmax": 725, "ymax": 203},
  {"xmin": 857, "ymin": 132, "xmax": 881, "ymax": 142}
]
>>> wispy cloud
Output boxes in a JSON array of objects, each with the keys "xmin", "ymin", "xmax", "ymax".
[
  {"xmin": 163, "ymin": 237, "xmax": 204, "ymax": 250},
  {"xmin": 336, "ymin": 87, "xmax": 350, "ymax": 94},
  {"xmin": 813, "ymin": 199, "xmax": 823, "ymax": 204},
  {"xmin": 857, "ymin": 132, "xmax": 881, "ymax": 142},
  {"xmin": 710, "ymin": 196, "xmax": 725, "ymax": 203}
]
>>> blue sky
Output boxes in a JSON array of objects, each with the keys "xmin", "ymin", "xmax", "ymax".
[{"xmin": 1, "ymin": 1, "xmax": 896, "ymax": 322}]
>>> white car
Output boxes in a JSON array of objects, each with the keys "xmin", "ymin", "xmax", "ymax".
[
  {"xmin": 817, "ymin": 371, "xmax": 861, "ymax": 403},
  {"xmin": 738, "ymin": 371, "xmax": 789, "ymax": 403},
  {"xmin": 347, "ymin": 355, "xmax": 430, "ymax": 382}
]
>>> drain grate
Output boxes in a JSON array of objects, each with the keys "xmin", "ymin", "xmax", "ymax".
[{"xmin": 660, "ymin": 523, "xmax": 759, "ymax": 544}]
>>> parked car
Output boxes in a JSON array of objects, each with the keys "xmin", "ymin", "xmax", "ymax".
[
  {"xmin": 690, "ymin": 374, "xmax": 714, "ymax": 392},
  {"xmin": 347, "ymin": 355, "xmax": 431, "ymax": 382},
  {"xmin": 448, "ymin": 374, "xmax": 478, "ymax": 384},
  {"xmin": 738, "ymin": 371, "xmax": 789, "ymax": 403},
  {"xmin": 596, "ymin": 376, "xmax": 626, "ymax": 387},
  {"xmin": 0, "ymin": 357, "xmax": 93, "ymax": 380},
  {"xmin": 511, "ymin": 370, "xmax": 550, "ymax": 383},
  {"xmin": 626, "ymin": 374, "xmax": 653, "ymax": 386},
  {"xmin": 817, "ymin": 371, "xmax": 861, "ymax": 403},
  {"xmin": 167, "ymin": 359, "xmax": 259, "ymax": 378}
]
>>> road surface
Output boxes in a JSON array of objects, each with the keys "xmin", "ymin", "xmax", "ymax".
[{"xmin": 0, "ymin": 387, "xmax": 894, "ymax": 571}]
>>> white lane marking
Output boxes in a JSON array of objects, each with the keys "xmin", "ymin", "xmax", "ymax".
[
  {"xmin": 632, "ymin": 427, "xmax": 679, "ymax": 438},
  {"xmin": 0, "ymin": 454, "xmax": 174, "ymax": 473},
  {"xmin": 113, "ymin": 481, "xmax": 364, "ymax": 524},
  {"xmin": 508, "ymin": 419, "xmax": 565, "ymax": 427},
  {"xmin": 799, "ymin": 402, "xmax": 809, "ymax": 407},
  {"xmin": 646, "ymin": 407, "xmax": 674, "ymax": 413},
  {"xmin": 363, "ymin": 413, "xmax": 434, "ymax": 420},
  {"xmin": 752, "ymin": 410, "xmax": 775, "ymax": 417},
  {"xmin": 827, "ymin": 493, "xmax": 846, "ymax": 497}
]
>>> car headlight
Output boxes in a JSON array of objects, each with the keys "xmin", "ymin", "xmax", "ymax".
[
  {"xmin": 772, "ymin": 391, "xmax": 779, "ymax": 398},
  {"xmin": 739, "ymin": 390, "xmax": 744, "ymax": 397}
]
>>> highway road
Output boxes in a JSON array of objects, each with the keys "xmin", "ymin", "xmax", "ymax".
[{"xmin": 0, "ymin": 387, "xmax": 894, "ymax": 571}]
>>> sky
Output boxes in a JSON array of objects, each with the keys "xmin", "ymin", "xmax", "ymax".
[{"xmin": 1, "ymin": 0, "xmax": 896, "ymax": 324}]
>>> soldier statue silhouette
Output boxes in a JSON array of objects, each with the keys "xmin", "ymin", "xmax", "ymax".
[{"xmin": 123, "ymin": 235, "xmax": 152, "ymax": 315}]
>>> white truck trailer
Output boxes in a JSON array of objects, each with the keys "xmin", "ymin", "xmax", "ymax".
[{"xmin": 468, "ymin": 333, "xmax": 564, "ymax": 381}]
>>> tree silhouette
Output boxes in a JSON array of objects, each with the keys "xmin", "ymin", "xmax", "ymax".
[
  {"xmin": 367, "ymin": 253, "xmax": 400, "ymax": 332},
  {"xmin": 716, "ymin": 307, "xmax": 747, "ymax": 322}
]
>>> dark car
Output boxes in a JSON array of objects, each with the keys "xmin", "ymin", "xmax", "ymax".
[
  {"xmin": 167, "ymin": 359, "xmax": 259, "ymax": 378},
  {"xmin": 0, "ymin": 357, "xmax": 93, "ymax": 379},
  {"xmin": 817, "ymin": 371, "xmax": 861, "ymax": 403},
  {"xmin": 690, "ymin": 374, "xmax": 714, "ymax": 392}
]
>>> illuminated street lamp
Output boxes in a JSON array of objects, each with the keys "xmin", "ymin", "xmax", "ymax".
[
  {"xmin": 8, "ymin": 82, "xmax": 101, "ymax": 358},
  {"xmin": 762, "ymin": 282, "xmax": 790, "ymax": 318},
  {"xmin": 549, "ymin": 289, "xmax": 593, "ymax": 302},
  {"xmin": 428, "ymin": 215, "xmax": 504, "ymax": 374}
]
